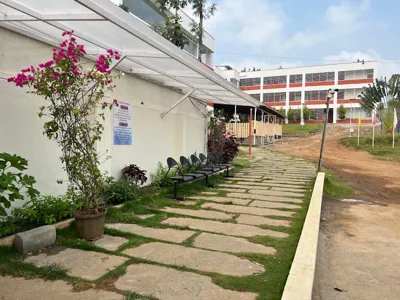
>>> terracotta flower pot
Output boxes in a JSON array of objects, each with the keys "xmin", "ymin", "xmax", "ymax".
[{"xmin": 73, "ymin": 208, "xmax": 106, "ymax": 241}]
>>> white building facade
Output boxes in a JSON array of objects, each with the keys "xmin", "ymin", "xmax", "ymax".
[
  {"xmin": 218, "ymin": 61, "xmax": 378, "ymax": 123},
  {"xmin": 110, "ymin": 0, "xmax": 215, "ymax": 64}
]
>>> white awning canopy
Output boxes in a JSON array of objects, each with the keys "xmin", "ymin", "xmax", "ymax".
[{"xmin": 0, "ymin": 0, "xmax": 284, "ymax": 118}]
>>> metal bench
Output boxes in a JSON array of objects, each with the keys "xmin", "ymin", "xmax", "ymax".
[
  {"xmin": 180, "ymin": 156, "xmax": 215, "ymax": 188},
  {"xmin": 199, "ymin": 153, "xmax": 233, "ymax": 178},
  {"xmin": 166, "ymin": 157, "xmax": 205, "ymax": 200}
]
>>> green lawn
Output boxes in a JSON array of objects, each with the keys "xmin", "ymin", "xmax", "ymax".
[
  {"xmin": 323, "ymin": 168, "xmax": 354, "ymax": 200},
  {"xmin": 282, "ymin": 124, "xmax": 323, "ymax": 134},
  {"xmin": 341, "ymin": 134, "xmax": 400, "ymax": 161}
]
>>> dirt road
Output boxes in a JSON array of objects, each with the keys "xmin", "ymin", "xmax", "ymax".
[{"xmin": 272, "ymin": 126, "xmax": 400, "ymax": 300}]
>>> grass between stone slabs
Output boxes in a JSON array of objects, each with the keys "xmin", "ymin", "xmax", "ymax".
[
  {"xmin": 0, "ymin": 152, "xmax": 317, "ymax": 299},
  {"xmin": 341, "ymin": 135, "xmax": 400, "ymax": 161}
]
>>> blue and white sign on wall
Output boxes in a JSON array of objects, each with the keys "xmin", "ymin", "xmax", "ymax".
[{"xmin": 113, "ymin": 100, "xmax": 132, "ymax": 145}]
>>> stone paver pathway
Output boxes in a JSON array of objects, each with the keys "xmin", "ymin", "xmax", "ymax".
[
  {"xmin": 123, "ymin": 242, "xmax": 264, "ymax": 276},
  {"xmin": 115, "ymin": 264, "xmax": 258, "ymax": 300},
  {"xmin": 13, "ymin": 149, "xmax": 315, "ymax": 299}
]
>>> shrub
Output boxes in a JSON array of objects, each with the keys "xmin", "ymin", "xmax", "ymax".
[
  {"xmin": 150, "ymin": 162, "xmax": 176, "ymax": 187},
  {"xmin": 0, "ymin": 153, "xmax": 40, "ymax": 216},
  {"xmin": 303, "ymin": 105, "xmax": 310, "ymax": 120},
  {"xmin": 287, "ymin": 107, "xmax": 293, "ymax": 121},
  {"xmin": 310, "ymin": 109, "xmax": 316, "ymax": 120},
  {"xmin": 296, "ymin": 109, "xmax": 301, "ymax": 121},
  {"xmin": 221, "ymin": 134, "xmax": 240, "ymax": 164},
  {"xmin": 102, "ymin": 178, "xmax": 139, "ymax": 205},
  {"xmin": 122, "ymin": 164, "xmax": 148, "ymax": 185},
  {"xmin": 208, "ymin": 110, "xmax": 240, "ymax": 164},
  {"xmin": 279, "ymin": 107, "xmax": 285, "ymax": 116},
  {"xmin": 338, "ymin": 104, "xmax": 346, "ymax": 120},
  {"xmin": 0, "ymin": 219, "xmax": 18, "ymax": 238},
  {"xmin": 13, "ymin": 195, "xmax": 82, "ymax": 227}
]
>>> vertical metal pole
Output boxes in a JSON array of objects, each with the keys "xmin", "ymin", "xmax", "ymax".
[
  {"xmin": 249, "ymin": 109, "xmax": 253, "ymax": 156},
  {"xmin": 234, "ymin": 105, "xmax": 237, "ymax": 136},
  {"xmin": 253, "ymin": 108, "xmax": 257, "ymax": 146},
  {"xmin": 261, "ymin": 111, "xmax": 265, "ymax": 146},
  {"xmin": 204, "ymin": 114, "xmax": 208, "ymax": 154},
  {"xmin": 318, "ymin": 95, "xmax": 331, "ymax": 172}
]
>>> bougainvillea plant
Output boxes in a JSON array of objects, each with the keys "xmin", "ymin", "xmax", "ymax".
[{"xmin": 8, "ymin": 31, "xmax": 121, "ymax": 211}]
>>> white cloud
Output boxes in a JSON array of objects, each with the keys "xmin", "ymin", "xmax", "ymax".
[
  {"xmin": 323, "ymin": 49, "xmax": 380, "ymax": 62},
  {"xmin": 285, "ymin": 0, "xmax": 370, "ymax": 50},
  {"xmin": 205, "ymin": 0, "xmax": 285, "ymax": 45}
]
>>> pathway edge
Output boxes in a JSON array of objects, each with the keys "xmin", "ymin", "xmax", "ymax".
[{"xmin": 281, "ymin": 172, "xmax": 325, "ymax": 300}]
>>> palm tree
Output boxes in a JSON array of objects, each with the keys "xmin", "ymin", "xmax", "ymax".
[
  {"xmin": 189, "ymin": 0, "xmax": 217, "ymax": 61},
  {"xmin": 360, "ymin": 75, "xmax": 400, "ymax": 132}
]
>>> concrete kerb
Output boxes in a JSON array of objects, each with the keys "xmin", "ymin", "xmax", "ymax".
[{"xmin": 281, "ymin": 172, "xmax": 325, "ymax": 300}]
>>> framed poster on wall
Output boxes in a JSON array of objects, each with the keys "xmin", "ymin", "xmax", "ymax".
[{"xmin": 113, "ymin": 100, "xmax": 132, "ymax": 145}]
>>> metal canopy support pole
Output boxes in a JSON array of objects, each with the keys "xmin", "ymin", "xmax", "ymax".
[
  {"xmin": 261, "ymin": 111, "xmax": 265, "ymax": 146},
  {"xmin": 161, "ymin": 88, "xmax": 196, "ymax": 118},
  {"xmin": 253, "ymin": 107, "xmax": 257, "ymax": 146},
  {"xmin": 190, "ymin": 99, "xmax": 206, "ymax": 117},
  {"xmin": 249, "ymin": 108, "xmax": 253, "ymax": 156},
  {"xmin": 234, "ymin": 105, "xmax": 237, "ymax": 136},
  {"xmin": 273, "ymin": 116, "xmax": 276, "ymax": 144}
]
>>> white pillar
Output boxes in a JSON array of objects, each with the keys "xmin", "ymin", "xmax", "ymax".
[{"xmin": 333, "ymin": 70, "xmax": 339, "ymax": 123}]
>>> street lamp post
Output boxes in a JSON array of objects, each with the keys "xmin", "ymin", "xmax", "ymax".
[{"xmin": 318, "ymin": 88, "xmax": 338, "ymax": 172}]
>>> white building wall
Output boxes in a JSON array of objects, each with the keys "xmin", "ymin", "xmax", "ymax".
[
  {"xmin": 237, "ymin": 61, "xmax": 378, "ymax": 123},
  {"xmin": 0, "ymin": 28, "xmax": 206, "ymax": 200}
]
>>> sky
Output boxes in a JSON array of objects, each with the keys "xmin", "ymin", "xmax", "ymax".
[{"xmin": 183, "ymin": 0, "xmax": 400, "ymax": 78}]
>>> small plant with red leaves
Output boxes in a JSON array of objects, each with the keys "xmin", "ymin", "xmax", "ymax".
[{"xmin": 8, "ymin": 31, "xmax": 121, "ymax": 211}]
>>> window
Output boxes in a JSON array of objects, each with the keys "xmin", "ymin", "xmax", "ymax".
[
  {"xmin": 305, "ymin": 90, "xmax": 329, "ymax": 101},
  {"xmin": 240, "ymin": 77, "xmax": 261, "ymax": 87},
  {"xmin": 290, "ymin": 74, "xmax": 303, "ymax": 83},
  {"xmin": 124, "ymin": 0, "xmax": 164, "ymax": 25},
  {"xmin": 263, "ymin": 76, "xmax": 287, "ymax": 85},
  {"xmin": 230, "ymin": 78, "xmax": 239, "ymax": 87},
  {"xmin": 289, "ymin": 91, "xmax": 301, "ymax": 102},
  {"xmin": 338, "ymin": 69, "xmax": 374, "ymax": 80},
  {"xmin": 250, "ymin": 94, "xmax": 261, "ymax": 101},
  {"xmin": 337, "ymin": 89, "xmax": 345, "ymax": 99},
  {"xmin": 305, "ymin": 72, "xmax": 335, "ymax": 82},
  {"xmin": 263, "ymin": 92, "xmax": 286, "ymax": 103}
]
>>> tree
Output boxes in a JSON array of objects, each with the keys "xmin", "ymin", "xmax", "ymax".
[
  {"xmin": 360, "ymin": 75, "xmax": 400, "ymax": 132},
  {"xmin": 279, "ymin": 107, "xmax": 285, "ymax": 116},
  {"xmin": 154, "ymin": 0, "xmax": 189, "ymax": 49},
  {"xmin": 287, "ymin": 107, "xmax": 293, "ymax": 121},
  {"xmin": 310, "ymin": 109, "xmax": 316, "ymax": 120},
  {"xmin": 338, "ymin": 104, "xmax": 346, "ymax": 120},
  {"xmin": 189, "ymin": 0, "xmax": 217, "ymax": 61},
  {"xmin": 360, "ymin": 76, "xmax": 400, "ymax": 112},
  {"xmin": 303, "ymin": 105, "xmax": 310, "ymax": 120}
]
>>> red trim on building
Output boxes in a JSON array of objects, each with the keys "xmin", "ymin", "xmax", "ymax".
[
  {"xmin": 305, "ymin": 81, "xmax": 335, "ymax": 87},
  {"xmin": 206, "ymin": 102, "xmax": 214, "ymax": 107},
  {"xmin": 338, "ymin": 79, "xmax": 373, "ymax": 85},
  {"xmin": 305, "ymin": 100, "xmax": 334, "ymax": 105},
  {"xmin": 240, "ymin": 86, "xmax": 261, "ymax": 91},
  {"xmin": 289, "ymin": 83, "xmax": 302, "ymax": 88},
  {"xmin": 289, "ymin": 101, "xmax": 301, "ymax": 105},
  {"xmin": 263, "ymin": 84, "xmax": 286, "ymax": 89},
  {"xmin": 264, "ymin": 102, "xmax": 285, "ymax": 106},
  {"xmin": 337, "ymin": 119, "xmax": 372, "ymax": 124},
  {"xmin": 337, "ymin": 99, "xmax": 362, "ymax": 104}
]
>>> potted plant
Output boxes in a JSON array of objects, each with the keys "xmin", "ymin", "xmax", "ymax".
[{"xmin": 8, "ymin": 31, "xmax": 121, "ymax": 240}]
